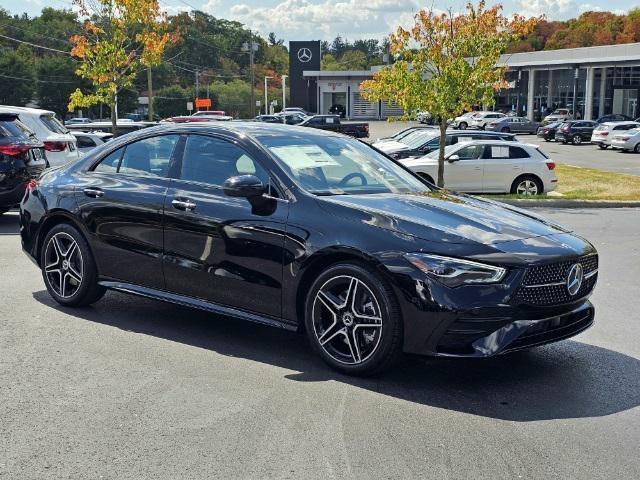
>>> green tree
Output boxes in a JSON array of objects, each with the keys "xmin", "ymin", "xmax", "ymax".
[
  {"xmin": 153, "ymin": 85, "xmax": 193, "ymax": 118},
  {"xmin": 0, "ymin": 45, "xmax": 35, "ymax": 106},
  {"xmin": 209, "ymin": 79, "xmax": 251, "ymax": 118},
  {"xmin": 361, "ymin": 1, "xmax": 538, "ymax": 187},
  {"xmin": 36, "ymin": 55, "xmax": 83, "ymax": 118}
]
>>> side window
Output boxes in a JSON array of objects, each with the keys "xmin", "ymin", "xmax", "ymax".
[
  {"xmin": 483, "ymin": 145, "xmax": 510, "ymax": 159},
  {"xmin": 509, "ymin": 147, "xmax": 530, "ymax": 159},
  {"xmin": 180, "ymin": 135, "xmax": 272, "ymax": 190},
  {"xmin": 94, "ymin": 148, "xmax": 124, "ymax": 173},
  {"xmin": 119, "ymin": 135, "xmax": 179, "ymax": 177},
  {"xmin": 454, "ymin": 144, "xmax": 484, "ymax": 160},
  {"xmin": 76, "ymin": 136, "xmax": 96, "ymax": 148}
]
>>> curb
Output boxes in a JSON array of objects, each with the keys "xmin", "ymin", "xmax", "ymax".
[{"xmin": 494, "ymin": 199, "xmax": 640, "ymax": 208}]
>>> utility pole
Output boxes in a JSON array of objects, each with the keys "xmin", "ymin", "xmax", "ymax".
[
  {"xmin": 195, "ymin": 67, "xmax": 200, "ymax": 101},
  {"xmin": 147, "ymin": 67, "xmax": 154, "ymax": 121},
  {"xmin": 264, "ymin": 76, "xmax": 272, "ymax": 115},
  {"xmin": 281, "ymin": 75, "xmax": 288, "ymax": 110},
  {"xmin": 243, "ymin": 31, "xmax": 257, "ymax": 117}
]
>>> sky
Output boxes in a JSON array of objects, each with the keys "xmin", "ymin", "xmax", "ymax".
[{"xmin": 5, "ymin": 0, "xmax": 638, "ymax": 42}]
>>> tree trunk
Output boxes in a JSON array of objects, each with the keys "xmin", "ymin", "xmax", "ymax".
[
  {"xmin": 110, "ymin": 93, "xmax": 117, "ymax": 136},
  {"xmin": 437, "ymin": 120, "xmax": 447, "ymax": 187}
]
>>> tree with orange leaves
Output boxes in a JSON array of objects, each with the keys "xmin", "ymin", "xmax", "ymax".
[
  {"xmin": 361, "ymin": 2, "xmax": 539, "ymax": 187},
  {"xmin": 68, "ymin": 0, "xmax": 178, "ymax": 133}
]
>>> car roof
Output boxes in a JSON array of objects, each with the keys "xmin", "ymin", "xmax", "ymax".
[
  {"xmin": 0, "ymin": 106, "xmax": 55, "ymax": 116},
  {"xmin": 451, "ymin": 140, "xmax": 525, "ymax": 146},
  {"xmin": 600, "ymin": 121, "xmax": 639, "ymax": 126}
]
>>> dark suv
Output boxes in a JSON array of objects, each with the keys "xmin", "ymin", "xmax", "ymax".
[
  {"xmin": 0, "ymin": 113, "xmax": 47, "ymax": 215},
  {"xmin": 555, "ymin": 121, "xmax": 597, "ymax": 145}
]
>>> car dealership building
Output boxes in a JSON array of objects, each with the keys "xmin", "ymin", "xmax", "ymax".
[{"xmin": 289, "ymin": 41, "xmax": 640, "ymax": 121}]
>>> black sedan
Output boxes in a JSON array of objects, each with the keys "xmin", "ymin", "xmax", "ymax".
[
  {"xmin": 537, "ymin": 122, "xmax": 561, "ymax": 141},
  {"xmin": 1, "ymin": 112, "xmax": 47, "ymax": 215},
  {"xmin": 21, "ymin": 123, "xmax": 598, "ymax": 375}
]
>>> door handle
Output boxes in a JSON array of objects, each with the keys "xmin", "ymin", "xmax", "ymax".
[
  {"xmin": 83, "ymin": 187, "xmax": 104, "ymax": 198},
  {"xmin": 172, "ymin": 198, "xmax": 196, "ymax": 211}
]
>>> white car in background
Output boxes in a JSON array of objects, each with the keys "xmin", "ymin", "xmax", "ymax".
[
  {"xmin": 0, "ymin": 106, "xmax": 79, "ymax": 167},
  {"xmin": 72, "ymin": 131, "xmax": 113, "ymax": 155},
  {"xmin": 591, "ymin": 121, "xmax": 640, "ymax": 149},
  {"xmin": 401, "ymin": 140, "xmax": 557, "ymax": 195},
  {"xmin": 610, "ymin": 128, "xmax": 640, "ymax": 153},
  {"xmin": 450, "ymin": 112, "xmax": 478, "ymax": 129},
  {"xmin": 470, "ymin": 112, "xmax": 506, "ymax": 130}
]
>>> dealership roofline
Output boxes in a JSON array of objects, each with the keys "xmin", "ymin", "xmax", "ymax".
[{"xmin": 497, "ymin": 42, "xmax": 640, "ymax": 68}]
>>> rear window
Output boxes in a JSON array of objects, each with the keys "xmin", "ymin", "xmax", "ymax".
[
  {"xmin": 39, "ymin": 114, "xmax": 69, "ymax": 134},
  {"xmin": 536, "ymin": 148, "xmax": 550, "ymax": 159},
  {"xmin": 0, "ymin": 117, "xmax": 33, "ymax": 140}
]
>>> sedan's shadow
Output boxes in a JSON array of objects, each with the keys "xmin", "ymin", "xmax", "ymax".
[{"xmin": 33, "ymin": 289, "xmax": 640, "ymax": 422}]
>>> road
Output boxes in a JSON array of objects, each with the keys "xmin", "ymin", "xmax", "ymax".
[
  {"xmin": 1, "ymin": 208, "xmax": 639, "ymax": 479},
  {"xmin": 368, "ymin": 121, "xmax": 640, "ymax": 176}
]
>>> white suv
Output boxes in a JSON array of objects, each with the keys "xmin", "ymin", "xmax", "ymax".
[
  {"xmin": 470, "ymin": 112, "xmax": 506, "ymax": 130},
  {"xmin": 0, "ymin": 106, "xmax": 79, "ymax": 167},
  {"xmin": 401, "ymin": 140, "xmax": 557, "ymax": 195},
  {"xmin": 591, "ymin": 121, "xmax": 640, "ymax": 149}
]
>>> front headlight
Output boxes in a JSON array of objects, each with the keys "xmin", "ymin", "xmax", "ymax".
[{"xmin": 404, "ymin": 253, "xmax": 507, "ymax": 288}]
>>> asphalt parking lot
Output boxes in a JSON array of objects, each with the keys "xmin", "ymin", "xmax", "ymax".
[
  {"xmin": 368, "ymin": 121, "xmax": 640, "ymax": 176},
  {"xmin": 1, "ymin": 207, "xmax": 639, "ymax": 479}
]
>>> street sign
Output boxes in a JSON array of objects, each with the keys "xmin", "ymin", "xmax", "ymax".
[
  {"xmin": 256, "ymin": 100, "xmax": 261, "ymax": 107},
  {"xmin": 195, "ymin": 98, "xmax": 212, "ymax": 109},
  {"xmin": 186, "ymin": 101, "xmax": 193, "ymax": 111}
]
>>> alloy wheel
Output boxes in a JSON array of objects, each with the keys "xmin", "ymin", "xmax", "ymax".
[
  {"xmin": 573, "ymin": 135, "xmax": 582, "ymax": 145},
  {"xmin": 312, "ymin": 275, "xmax": 383, "ymax": 365},
  {"xmin": 635, "ymin": 143, "xmax": 640, "ymax": 153},
  {"xmin": 44, "ymin": 232, "xmax": 84, "ymax": 298},
  {"xmin": 516, "ymin": 179, "xmax": 539, "ymax": 195}
]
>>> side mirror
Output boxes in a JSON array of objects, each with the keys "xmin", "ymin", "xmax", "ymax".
[
  {"xmin": 448, "ymin": 154, "xmax": 460, "ymax": 163},
  {"xmin": 223, "ymin": 175, "xmax": 265, "ymax": 198}
]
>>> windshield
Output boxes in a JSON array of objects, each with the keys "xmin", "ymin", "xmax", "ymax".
[
  {"xmin": 401, "ymin": 130, "xmax": 438, "ymax": 149},
  {"xmin": 258, "ymin": 134, "xmax": 430, "ymax": 196},
  {"xmin": 425, "ymin": 144, "xmax": 459, "ymax": 159},
  {"xmin": 40, "ymin": 114, "xmax": 69, "ymax": 134}
]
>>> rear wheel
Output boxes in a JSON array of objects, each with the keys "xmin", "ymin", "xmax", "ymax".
[
  {"xmin": 635, "ymin": 143, "xmax": 640, "ymax": 153},
  {"xmin": 572, "ymin": 134, "xmax": 582, "ymax": 145},
  {"xmin": 598, "ymin": 144, "xmax": 608, "ymax": 149},
  {"xmin": 511, "ymin": 175, "xmax": 543, "ymax": 196},
  {"xmin": 458, "ymin": 122, "xmax": 467, "ymax": 130},
  {"xmin": 304, "ymin": 263, "xmax": 403, "ymax": 375},
  {"xmin": 41, "ymin": 223, "xmax": 106, "ymax": 307}
]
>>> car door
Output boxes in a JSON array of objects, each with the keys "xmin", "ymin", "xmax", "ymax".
[
  {"xmin": 443, "ymin": 144, "xmax": 485, "ymax": 192},
  {"xmin": 162, "ymin": 133, "xmax": 289, "ymax": 318},
  {"xmin": 74, "ymin": 134, "xmax": 181, "ymax": 289},
  {"xmin": 481, "ymin": 144, "xmax": 527, "ymax": 193}
]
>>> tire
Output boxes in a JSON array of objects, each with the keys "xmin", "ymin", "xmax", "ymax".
[
  {"xmin": 635, "ymin": 143, "xmax": 640, "ymax": 154},
  {"xmin": 41, "ymin": 223, "xmax": 106, "ymax": 307},
  {"xmin": 304, "ymin": 262, "xmax": 403, "ymax": 376},
  {"xmin": 572, "ymin": 134, "xmax": 582, "ymax": 145},
  {"xmin": 598, "ymin": 144, "xmax": 608, "ymax": 150},
  {"xmin": 501, "ymin": 127, "xmax": 510, "ymax": 133},
  {"xmin": 511, "ymin": 175, "xmax": 543, "ymax": 196},
  {"xmin": 458, "ymin": 122, "xmax": 467, "ymax": 130}
]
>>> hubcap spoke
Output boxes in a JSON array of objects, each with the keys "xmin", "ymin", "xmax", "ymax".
[
  {"xmin": 45, "ymin": 233, "xmax": 83, "ymax": 298},
  {"xmin": 344, "ymin": 329, "xmax": 362, "ymax": 364}
]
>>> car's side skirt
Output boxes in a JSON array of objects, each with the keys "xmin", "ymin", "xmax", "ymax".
[{"xmin": 99, "ymin": 281, "xmax": 298, "ymax": 331}]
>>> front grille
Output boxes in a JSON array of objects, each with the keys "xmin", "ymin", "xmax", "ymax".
[{"xmin": 512, "ymin": 254, "xmax": 598, "ymax": 306}]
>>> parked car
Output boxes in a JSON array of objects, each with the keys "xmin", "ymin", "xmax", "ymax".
[
  {"xmin": 278, "ymin": 113, "xmax": 307, "ymax": 125},
  {"xmin": 20, "ymin": 122, "xmax": 598, "ymax": 375},
  {"xmin": 66, "ymin": 121, "xmax": 153, "ymax": 136},
  {"xmin": 402, "ymin": 140, "xmax": 557, "ymax": 195},
  {"xmin": 375, "ymin": 125, "xmax": 437, "ymax": 143},
  {"xmin": 72, "ymin": 131, "xmax": 113, "ymax": 155},
  {"xmin": 0, "ymin": 112, "xmax": 47, "ymax": 214},
  {"xmin": 192, "ymin": 110, "xmax": 227, "ymax": 117},
  {"xmin": 595, "ymin": 114, "xmax": 632, "ymax": 124},
  {"xmin": 537, "ymin": 122, "xmax": 561, "ymax": 141},
  {"xmin": 541, "ymin": 108, "xmax": 574, "ymax": 126},
  {"xmin": 125, "ymin": 113, "xmax": 160, "ymax": 122},
  {"xmin": 449, "ymin": 112, "xmax": 478, "ymax": 129},
  {"xmin": 486, "ymin": 116, "xmax": 539, "ymax": 134},
  {"xmin": 299, "ymin": 115, "xmax": 369, "ymax": 138},
  {"xmin": 281, "ymin": 107, "xmax": 308, "ymax": 115},
  {"xmin": 470, "ymin": 112, "xmax": 506, "ymax": 129},
  {"xmin": 416, "ymin": 111, "xmax": 433, "ymax": 124},
  {"xmin": 373, "ymin": 129, "xmax": 517, "ymax": 159},
  {"xmin": 254, "ymin": 115, "xmax": 283, "ymax": 124},
  {"xmin": 65, "ymin": 118, "xmax": 92, "ymax": 125},
  {"xmin": 610, "ymin": 128, "xmax": 640, "ymax": 153},
  {"xmin": 555, "ymin": 121, "xmax": 597, "ymax": 145},
  {"xmin": 328, "ymin": 104, "xmax": 346, "ymax": 118},
  {"xmin": 591, "ymin": 121, "xmax": 640, "ymax": 149},
  {"xmin": 0, "ymin": 106, "xmax": 79, "ymax": 167}
]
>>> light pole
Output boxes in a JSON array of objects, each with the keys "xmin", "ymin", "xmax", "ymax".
[
  {"xmin": 281, "ymin": 75, "xmax": 288, "ymax": 110},
  {"xmin": 264, "ymin": 76, "xmax": 272, "ymax": 114}
]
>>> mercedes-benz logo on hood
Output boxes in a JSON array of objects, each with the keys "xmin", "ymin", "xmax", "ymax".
[
  {"xmin": 297, "ymin": 48, "xmax": 312, "ymax": 63},
  {"xmin": 566, "ymin": 263, "xmax": 584, "ymax": 296}
]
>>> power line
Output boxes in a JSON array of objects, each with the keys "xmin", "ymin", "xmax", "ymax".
[
  {"xmin": 0, "ymin": 22, "xmax": 74, "ymax": 46},
  {"xmin": 0, "ymin": 32, "xmax": 72, "ymax": 55},
  {"xmin": 0, "ymin": 73, "xmax": 76, "ymax": 84}
]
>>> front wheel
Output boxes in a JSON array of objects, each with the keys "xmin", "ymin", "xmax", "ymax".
[
  {"xmin": 572, "ymin": 134, "xmax": 582, "ymax": 145},
  {"xmin": 598, "ymin": 144, "xmax": 608, "ymax": 149},
  {"xmin": 41, "ymin": 223, "xmax": 106, "ymax": 307},
  {"xmin": 304, "ymin": 263, "xmax": 403, "ymax": 375},
  {"xmin": 511, "ymin": 175, "xmax": 543, "ymax": 196},
  {"xmin": 458, "ymin": 122, "xmax": 467, "ymax": 130},
  {"xmin": 634, "ymin": 143, "xmax": 640, "ymax": 153}
]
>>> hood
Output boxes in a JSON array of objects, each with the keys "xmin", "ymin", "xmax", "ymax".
[
  {"xmin": 374, "ymin": 140, "xmax": 411, "ymax": 154},
  {"xmin": 318, "ymin": 191, "xmax": 571, "ymax": 247}
]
